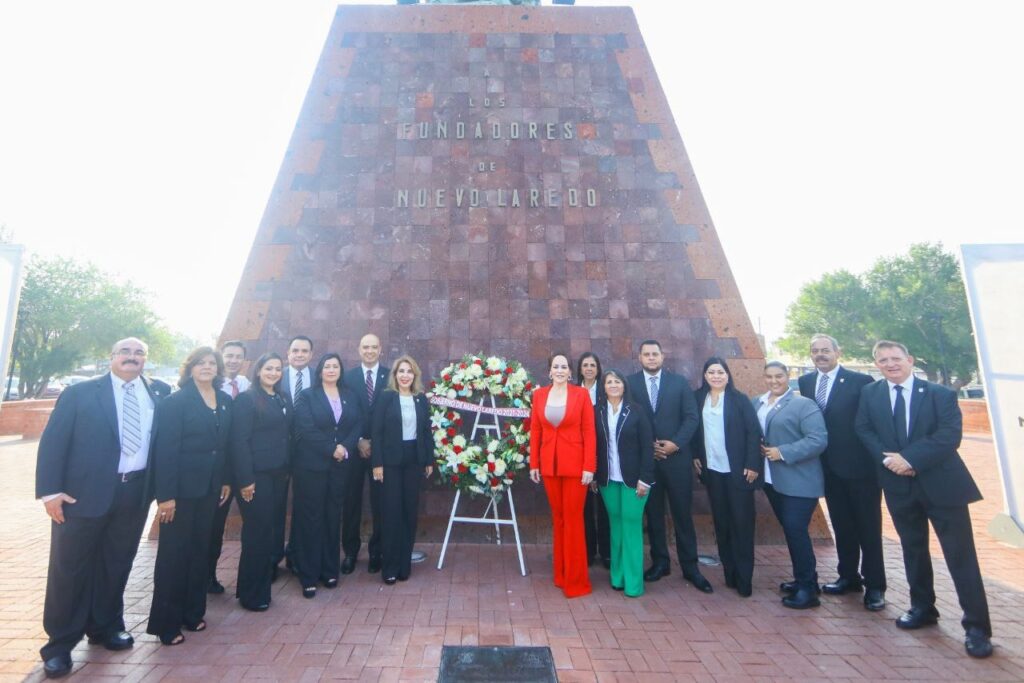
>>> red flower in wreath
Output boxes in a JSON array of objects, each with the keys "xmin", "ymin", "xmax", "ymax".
[
  {"xmin": 474, "ymin": 358, "xmax": 482, "ymax": 365},
  {"xmin": 489, "ymin": 477, "xmax": 500, "ymax": 487},
  {"xmin": 447, "ymin": 427, "xmax": 456, "ymax": 437},
  {"xmin": 453, "ymin": 445, "xmax": 463, "ymax": 454},
  {"xmin": 451, "ymin": 475, "xmax": 460, "ymax": 484},
  {"xmin": 458, "ymin": 463, "xmax": 468, "ymax": 473},
  {"xmin": 487, "ymin": 462, "xmax": 496, "ymax": 472}
]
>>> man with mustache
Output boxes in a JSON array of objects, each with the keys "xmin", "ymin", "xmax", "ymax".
[
  {"xmin": 797, "ymin": 334, "xmax": 884, "ymax": 610},
  {"xmin": 35, "ymin": 338, "xmax": 171, "ymax": 678}
]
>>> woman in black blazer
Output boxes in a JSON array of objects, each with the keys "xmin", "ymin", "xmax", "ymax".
[
  {"xmin": 147, "ymin": 347, "xmax": 232, "ymax": 646},
  {"xmin": 692, "ymin": 356, "xmax": 763, "ymax": 597},
  {"xmin": 370, "ymin": 355, "xmax": 434, "ymax": 585},
  {"xmin": 230, "ymin": 352, "xmax": 292, "ymax": 611},
  {"xmin": 593, "ymin": 370, "xmax": 654, "ymax": 597},
  {"xmin": 292, "ymin": 353, "xmax": 362, "ymax": 598}
]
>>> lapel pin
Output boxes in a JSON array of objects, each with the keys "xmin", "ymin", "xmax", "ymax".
[
  {"xmin": 839, "ymin": 378, "xmax": 845, "ymax": 383},
  {"xmin": 918, "ymin": 387, "xmax": 924, "ymax": 393}
]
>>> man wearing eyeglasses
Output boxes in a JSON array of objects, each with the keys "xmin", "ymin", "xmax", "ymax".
[{"xmin": 35, "ymin": 338, "xmax": 171, "ymax": 678}]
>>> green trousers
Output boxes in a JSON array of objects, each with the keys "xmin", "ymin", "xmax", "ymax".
[{"xmin": 600, "ymin": 481, "xmax": 649, "ymax": 597}]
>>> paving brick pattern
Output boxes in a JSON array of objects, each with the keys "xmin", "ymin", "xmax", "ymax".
[{"xmin": 2, "ymin": 432, "xmax": 1022, "ymax": 681}]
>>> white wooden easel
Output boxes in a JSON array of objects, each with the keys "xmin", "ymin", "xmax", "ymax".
[{"xmin": 436, "ymin": 394, "xmax": 528, "ymax": 576}]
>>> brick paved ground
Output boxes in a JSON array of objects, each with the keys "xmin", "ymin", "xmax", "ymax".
[{"xmin": 1, "ymin": 433, "xmax": 1021, "ymax": 682}]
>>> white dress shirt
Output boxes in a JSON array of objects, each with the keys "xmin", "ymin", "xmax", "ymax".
[
  {"xmin": 643, "ymin": 369, "xmax": 662, "ymax": 407},
  {"xmin": 606, "ymin": 402, "xmax": 624, "ymax": 483},
  {"xmin": 220, "ymin": 374, "xmax": 251, "ymax": 398},
  {"xmin": 584, "ymin": 381, "xmax": 597, "ymax": 406},
  {"xmin": 757, "ymin": 389, "xmax": 791, "ymax": 485},
  {"xmin": 887, "ymin": 377, "xmax": 915, "ymax": 438},
  {"xmin": 400, "ymin": 395, "xmax": 417, "ymax": 440},
  {"xmin": 289, "ymin": 366, "xmax": 311, "ymax": 401},
  {"xmin": 702, "ymin": 393, "xmax": 729, "ymax": 473},
  {"xmin": 815, "ymin": 365, "xmax": 841, "ymax": 406},
  {"xmin": 112, "ymin": 374, "xmax": 155, "ymax": 473}
]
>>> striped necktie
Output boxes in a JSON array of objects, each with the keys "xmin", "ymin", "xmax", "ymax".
[
  {"xmin": 366, "ymin": 369, "xmax": 375, "ymax": 404},
  {"xmin": 121, "ymin": 382, "xmax": 142, "ymax": 461},
  {"xmin": 294, "ymin": 369, "xmax": 303, "ymax": 397},
  {"xmin": 648, "ymin": 376, "xmax": 658, "ymax": 412},
  {"xmin": 815, "ymin": 373, "xmax": 829, "ymax": 410}
]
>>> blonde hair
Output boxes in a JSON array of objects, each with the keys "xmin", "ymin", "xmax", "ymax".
[{"xmin": 388, "ymin": 355, "xmax": 424, "ymax": 394}]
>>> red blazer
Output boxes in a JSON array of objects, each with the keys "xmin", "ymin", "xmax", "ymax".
[{"xmin": 529, "ymin": 384, "xmax": 597, "ymax": 478}]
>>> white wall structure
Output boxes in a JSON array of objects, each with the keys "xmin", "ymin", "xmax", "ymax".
[
  {"xmin": 0, "ymin": 245, "xmax": 26, "ymax": 407},
  {"xmin": 961, "ymin": 243, "xmax": 1024, "ymax": 547}
]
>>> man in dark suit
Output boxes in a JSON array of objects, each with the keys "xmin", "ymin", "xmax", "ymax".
[
  {"xmin": 341, "ymin": 333, "xmax": 388, "ymax": 574},
  {"xmin": 855, "ymin": 340, "xmax": 992, "ymax": 658},
  {"xmin": 798, "ymin": 334, "xmax": 885, "ymax": 611},
  {"xmin": 35, "ymin": 337, "xmax": 170, "ymax": 678},
  {"xmin": 627, "ymin": 339, "xmax": 710, "ymax": 592},
  {"xmin": 279, "ymin": 335, "xmax": 314, "ymax": 574}
]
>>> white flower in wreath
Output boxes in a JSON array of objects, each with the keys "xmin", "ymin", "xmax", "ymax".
[
  {"xmin": 469, "ymin": 363, "xmax": 484, "ymax": 378},
  {"xmin": 486, "ymin": 357, "xmax": 503, "ymax": 372},
  {"xmin": 430, "ymin": 412, "xmax": 446, "ymax": 429},
  {"xmin": 446, "ymin": 453, "xmax": 461, "ymax": 469},
  {"xmin": 488, "ymin": 383, "xmax": 504, "ymax": 395},
  {"xmin": 446, "ymin": 389, "xmax": 457, "ymax": 399},
  {"xmin": 453, "ymin": 434, "xmax": 467, "ymax": 448},
  {"xmin": 487, "ymin": 439, "xmax": 499, "ymax": 453},
  {"xmin": 493, "ymin": 459, "xmax": 507, "ymax": 476},
  {"xmin": 514, "ymin": 453, "xmax": 525, "ymax": 463},
  {"xmin": 474, "ymin": 471, "xmax": 488, "ymax": 484}
]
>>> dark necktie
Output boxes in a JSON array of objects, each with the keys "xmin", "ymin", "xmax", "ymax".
[
  {"xmin": 815, "ymin": 373, "xmax": 829, "ymax": 410},
  {"xmin": 294, "ymin": 369, "xmax": 303, "ymax": 399},
  {"xmin": 893, "ymin": 385, "xmax": 907, "ymax": 448},
  {"xmin": 366, "ymin": 369, "xmax": 375, "ymax": 404}
]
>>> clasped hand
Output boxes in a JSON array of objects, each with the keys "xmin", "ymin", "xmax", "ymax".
[
  {"xmin": 883, "ymin": 452, "xmax": 916, "ymax": 476},
  {"xmin": 653, "ymin": 439, "xmax": 678, "ymax": 460}
]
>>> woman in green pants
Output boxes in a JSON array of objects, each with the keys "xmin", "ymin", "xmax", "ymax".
[{"xmin": 593, "ymin": 370, "xmax": 655, "ymax": 596}]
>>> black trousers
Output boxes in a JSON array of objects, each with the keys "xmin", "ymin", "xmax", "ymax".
[
  {"xmin": 765, "ymin": 484, "xmax": 819, "ymax": 591},
  {"xmin": 381, "ymin": 442, "xmax": 422, "ymax": 581},
  {"xmin": 824, "ymin": 469, "xmax": 886, "ymax": 590},
  {"xmin": 40, "ymin": 476, "xmax": 148, "ymax": 660},
  {"xmin": 705, "ymin": 470, "xmax": 755, "ymax": 590},
  {"xmin": 884, "ymin": 484, "xmax": 991, "ymax": 635},
  {"xmin": 342, "ymin": 454, "xmax": 382, "ymax": 561},
  {"xmin": 273, "ymin": 472, "xmax": 290, "ymax": 566},
  {"xmin": 147, "ymin": 491, "xmax": 218, "ymax": 639},
  {"xmin": 292, "ymin": 463, "xmax": 346, "ymax": 588},
  {"xmin": 584, "ymin": 488, "xmax": 610, "ymax": 562},
  {"xmin": 207, "ymin": 490, "xmax": 235, "ymax": 581},
  {"xmin": 645, "ymin": 454, "xmax": 699, "ymax": 574},
  {"xmin": 236, "ymin": 469, "xmax": 289, "ymax": 608}
]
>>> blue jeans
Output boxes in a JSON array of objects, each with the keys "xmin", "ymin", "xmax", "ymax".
[{"xmin": 764, "ymin": 484, "xmax": 818, "ymax": 590}]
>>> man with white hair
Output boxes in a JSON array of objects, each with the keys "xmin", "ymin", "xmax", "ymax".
[{"xmin": 35, "ymin": 338, "xmax": 171, "ymax": 677}]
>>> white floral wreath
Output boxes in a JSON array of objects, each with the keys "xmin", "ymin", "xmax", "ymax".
[{"xmin": 429, "ymin": 354, "xmax": 534, "ymax": 496}]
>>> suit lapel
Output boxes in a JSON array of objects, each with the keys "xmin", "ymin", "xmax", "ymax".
[
  {"xmin": 96, "ymin": 374, "xmax": 120, "ymax": 442},
  {"xmin": 908, "ymin": 377, "xmax": 926, "ymax": 440},
  {"xmin": 872, "ymin": 381, "xmax": 899, "ymax": 446},
  {"xmin": 764, "ymin": 391, "xmax": 792, "ymax": 433},
  {"xmin": 615, "ymin": 403, "xmax": 630, "ymax": 444}
]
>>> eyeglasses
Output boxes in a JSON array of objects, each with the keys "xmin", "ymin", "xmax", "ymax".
[{"xmin": 115, "ymin": 349, "xmax": 147, "ymax": 358}]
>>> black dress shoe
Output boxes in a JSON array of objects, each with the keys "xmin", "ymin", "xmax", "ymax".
[
  {"xmin": 302, "ymin": 586, "xmax": 317, "ymax": 599},
  {"xmin": 643, "ymin": 564, "xmax": 670, "ymax": 582},
  {"xmin": 96, "ymin": 631, "xmax": 134, "ymax": 651},
  {"xmin": 895, "ymin": 606, "xmax": 939, "ymax": 630},
  {"xmin": 367, "ymin": 557, "xmax": 382, "ymax": 574},
  {"xmin": 242, "ymin": 603, "xmax": 270, "ymax": 612},
  {"xmin": 782, "ymin": 587, "xmax": 821, "ymax": 610},
  {"xmin": 383, "ymin": 576, "xmax": 397, "ymax": 585},
  {"xmin": 683, "ymin": 572, "xmax": 714, "ymax": 594},
  {"xmin": 43, "ymin": 653, "xmax": 72, "ymax": 679},
  {"xmin": 822, "ymin": 577, "xmax": 863, "ymax": 595},
  {"xmin": 322, "ymin": 577, "xmax": 339, "ymax": 589},
  {"xmin": 780, "ymin": 580, "xmax": 820, "ymax": 595},
  {"xmin": 863, "ymin": 588, "xmax": 886, "ymax": 612},
  {"xmin": 964, "ymin": 628, "xmax": 993, "ymax": 658},
  {"xmin": 611, "ymin": 584, "xmax": 623, "ymax": 591},
  {"xmin": 207, "ymin": 578, "xmax": 225, "ymax": 595},
  {"xmin": 341, "ymin": 556, "xmax": 356, "ymax": 575}
]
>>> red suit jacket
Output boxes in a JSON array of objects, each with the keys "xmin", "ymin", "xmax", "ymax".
[{"xmin": 529, "ymin": 384, "xmax": 597, "ymax": 478}]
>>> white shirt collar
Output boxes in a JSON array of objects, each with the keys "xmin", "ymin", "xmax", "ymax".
[
  {"xmin": 642, "ymin": 369, "xmax": 662, "ymax": 382},
  {"xmin": 818, "ymin": 365, "xmax": 840, "ymax": 382},
  {"xmin": 886, "ymin": 377, "xmax": 914, "ymax": 393},
  {"xmin": 760, "ymin": 388, "xmax": 791, "ymax": 405},
  {"xmin": 362, "ymin": 363, "xmax": 379, "ymax": 375},
  {"xmin": 111, "ymin": 373, "xmax": 144, "ymax": 392}
]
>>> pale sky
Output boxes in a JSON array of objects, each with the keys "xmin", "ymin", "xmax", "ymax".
[{"xmin": 1, "ymin": 1, "xmax": 1021, "ymax": 347}]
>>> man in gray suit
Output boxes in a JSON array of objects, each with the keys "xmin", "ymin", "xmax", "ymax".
[{"xmin": 753, "ymin": 361, "xmax": 828, "ymax": 609}]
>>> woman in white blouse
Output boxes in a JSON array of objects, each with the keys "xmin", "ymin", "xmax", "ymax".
[
  {"xmin": 593, "ymin": 370, "xmax": 654, "ymax": 597},
  {"xmin": 370, "ymin": 356, "xmax": 434, "ymax": 585},
  {"xmin": 692, "ymin": 357, "xmax": 763, "ymax": 597}
]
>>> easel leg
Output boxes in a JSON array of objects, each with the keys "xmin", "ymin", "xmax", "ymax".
[
  {"xmin": 437, "ymin": 489, "xmax": 461, "ymax": 570},
  {"xmin": 508, "ymin": 488, "xmax": 527, "ymax": 576}
]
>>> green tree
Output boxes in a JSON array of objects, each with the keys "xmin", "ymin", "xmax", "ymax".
[
  {"xmin": 780, "ymin": 243, "xmax": 976, "ymax": 387},
  {"xmin": 11, "ymin": 256, "xmax": 173, "ymax": 397}
]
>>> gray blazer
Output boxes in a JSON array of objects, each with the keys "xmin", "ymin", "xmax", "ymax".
[{"xmin": 752, "ymin": 391, "xmax": 827, "ymax": 499}]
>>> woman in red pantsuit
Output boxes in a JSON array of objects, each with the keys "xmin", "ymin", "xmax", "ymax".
[{"xmin": 529, "ymin": 353, "xmax": 597, "ymax": 598}]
